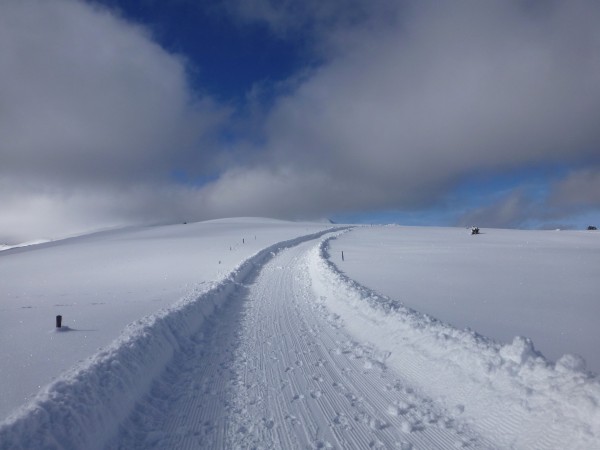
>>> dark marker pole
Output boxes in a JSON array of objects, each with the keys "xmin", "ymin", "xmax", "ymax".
[
  {"xmin": 342, "ymin": 251, "xmax": 344, "ymax": 261},
  {"xmin": 56, "ymin": 315, "xmax": 62, "ymax": 328}
]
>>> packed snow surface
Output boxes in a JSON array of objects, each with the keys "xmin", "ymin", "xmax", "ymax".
[
  {"xmin": 314, "ymin": 230, "xmax": 600, "ymax": 449},
  {"xmin": 0, "ymin": 221, "xmax": 598, "ymax": 449},
  {"xmin": 327, "ymin": 226, "xmax": 600, "ymax": 374}
]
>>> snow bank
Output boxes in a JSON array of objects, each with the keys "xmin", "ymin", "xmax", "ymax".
[
  {"xmin": 309, "ymin": 232, "xmax": 600, "ymax": 449},
  {"xmin": 0, "ymin": 239, "xmax": 51, "ymax": 251},
  {"xmin": 0, "ymin": 228, "xmax": 341, "ymax": 450},
  {"xmin": 326, "ymin": 225, "xmax": 600, "ymax": 373}
]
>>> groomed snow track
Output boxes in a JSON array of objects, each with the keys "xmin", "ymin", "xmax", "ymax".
[
  {"xmin": 0, "ymin": 229, "xmax": 342, "ymax": 449},
  {"xmin": 107, "ymin": 235, "xmax": 486, "ymax": 449}
]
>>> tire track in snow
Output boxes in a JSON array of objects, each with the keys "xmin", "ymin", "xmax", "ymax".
[{"xmin": 109, "ymin": 238, "xmax": 488, "ymax": 449}]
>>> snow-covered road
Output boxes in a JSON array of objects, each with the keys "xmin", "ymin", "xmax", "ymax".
[{"xmin": 109, "ymin": 238, "xmax": 485, "ymax": 449}]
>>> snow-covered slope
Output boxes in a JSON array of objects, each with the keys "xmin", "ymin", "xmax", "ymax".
[
  {"xmin": 0, "ymin": 222, "xmax": 597, "ymax": 449},
  {"xmin": 0, "ymin": 218, "xmax": 333, "ymax": 420},
  {"xmin": 327, "ymin": 226, "xmax": 600, "ymax": 374},
  {"xmin": 312, "ymin": 230, "xmax": 600, "ymax": 449},
  {"xmin": 0, "ymin": 239, "xmax": 52, "ymax": 252}
]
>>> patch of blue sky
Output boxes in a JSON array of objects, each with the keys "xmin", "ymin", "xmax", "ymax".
[
  {"xmin": 90, "ymin": 0, "xmax": 312, "ymax": 104},
  {"xmin": 450, "ymin": 164, "xmax": 571, "ymax": 205},
  {"xmin": 170, "ymin": 169, "xmax": 219, "ymax": 187},
  {"xmin": 335, "ymin": 164, "xmax": 575, "ymax": 227}
]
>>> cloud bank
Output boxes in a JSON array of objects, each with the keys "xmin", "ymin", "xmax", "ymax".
[
  {"xmin": 213, "ymin": 0, "xmax": 600, "ymax": 222},
  {"xmin": 2, "ymin": 0, "xmax": 600, "ymax": 241},
  {"xmin": 0, "ymin": 0, "xmax": 226, "ymax": 241}
]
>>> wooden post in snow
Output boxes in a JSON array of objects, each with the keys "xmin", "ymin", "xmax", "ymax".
[
  {"xmin": 342, "ymin": 251, "xmax": 344, "ymax": 261},
  {"xmin": 56, "ymin": 315, "xmax": 62, "ymax": 328}
]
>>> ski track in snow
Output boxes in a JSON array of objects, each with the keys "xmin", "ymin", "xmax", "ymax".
[{"xmin": 108, "ymin": 239, "xmax": 486, "ymax": 450}]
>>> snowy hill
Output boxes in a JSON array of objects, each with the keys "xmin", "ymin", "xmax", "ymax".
[
  {"xmin": 0, "ymin": 220, "xmax": 598, "ymax": 449},
  {"xmin": 327, "ymin": 226, "xmax": 600, "ymax": 374},
  {"xmin": 0, "ymin": 219, "xmax": 332, "ymax": 419}
]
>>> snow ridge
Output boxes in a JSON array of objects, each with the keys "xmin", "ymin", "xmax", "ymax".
[
  {"xmin": 0, "ymin": 227, "xmax": 343, "ymax": 450},
  {"xmin": 309, "ymin": 232, "xmax": 600, "ymax": 449}
]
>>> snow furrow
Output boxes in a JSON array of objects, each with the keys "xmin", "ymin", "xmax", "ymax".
[
  {"xmin": 110, "ymin": 238, "xmax": 488, "ymax": 449},
  {"xmin": 310, "ymin": 231, "xmax": 600, "ymax": 449}
]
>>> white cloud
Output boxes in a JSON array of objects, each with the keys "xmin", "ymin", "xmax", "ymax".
[
  {"xmin": 0, "ymin": 0, "xmax": 227, "ymax": 242},
  {"xmin": 3, "ymin": 0, "xmax": 600, "ymax": 241}
]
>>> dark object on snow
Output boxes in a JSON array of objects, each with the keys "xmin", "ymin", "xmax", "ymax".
[
  {"xmin": 342, "ymin": 251, "xmax": 345, "ymax": 261},
  {"xmin": 588, "ymin": 226, "xmax": 597, "ymax": 230},
  {"xmin": 471, "ymin": 227, "xmax": 480, "ymax": 235},
  {"xmin": 56, "ymin": 315, "xmax": 62, "ymax": 328}
]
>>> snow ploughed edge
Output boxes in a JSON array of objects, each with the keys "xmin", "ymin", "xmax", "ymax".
[
  {"xmin": 309, "ymin": 231, "xmax": 600, "ymax": 450},
  {"xmin": 0, "ymin": 227, "xmax": 344, "ymax": 450}
]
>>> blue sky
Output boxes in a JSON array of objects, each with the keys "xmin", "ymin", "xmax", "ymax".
[
  {"xmin": 90, "ymin": 0, "xmax": 311, "ymax": 102},
  {"xmin": 1, "ymin": 0, "xmax": 600, "ymax": 242}
]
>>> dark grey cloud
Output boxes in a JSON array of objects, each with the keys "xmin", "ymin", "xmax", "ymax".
[
  {"xmin": 550, "ymin": 168, "xmax": 600, "ymax": 209},
  {"xmin": 225, "ymin": 0, "xmax": 373, "ymax": 38},
  {"xmin": 456, "ymin": 166, "xmax": 600, "ymax": 229},
  {"xmin": 456, "ymin": 189, "xmax": 536, "ymax": 229},
  {"xmin": 0, "ymin": 0, "xmax": 227, "ymax": 187},
  {"xmin": 208, "ymin": 0, "xmax": 600, "ymax": 222}
]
